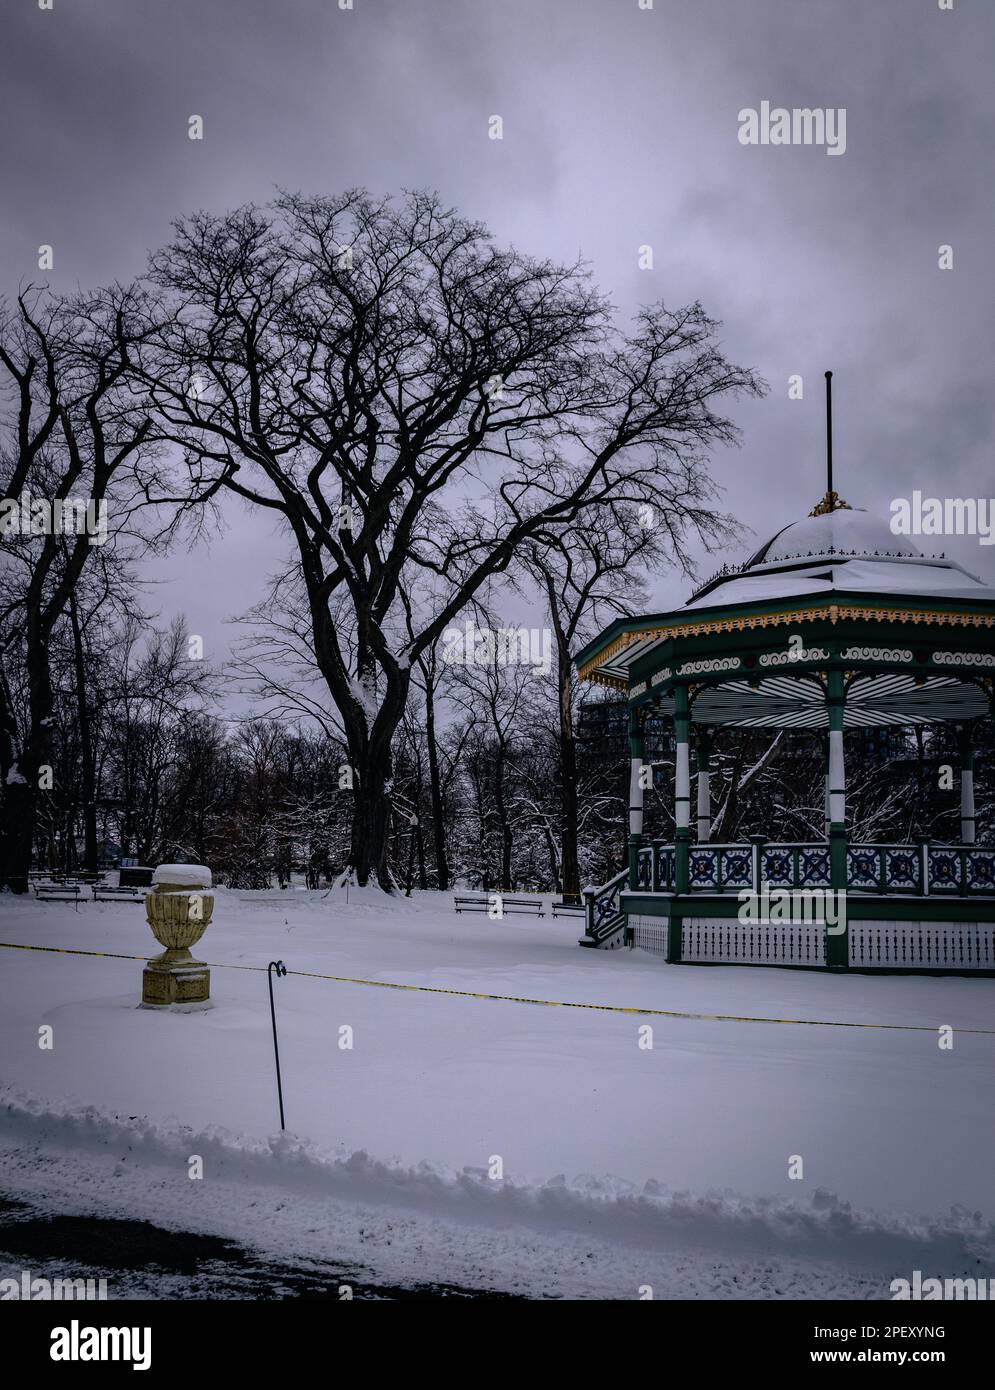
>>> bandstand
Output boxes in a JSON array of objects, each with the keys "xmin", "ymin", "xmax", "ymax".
[{"xmin": 575, "ymin": 395, "xmax": 995, "ymax": 974}]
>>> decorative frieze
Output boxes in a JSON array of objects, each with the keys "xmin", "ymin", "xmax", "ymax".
[
  {"xmin": 677, "ymin": 656, "xmax": 740, "ymax": 675},
  {"xmin": 933, "ymin": 651, "xmax": 995, "ymax": 668},
  {"xmin": 760, "ymin": 647, "xmax": 830, "ymax": 667},
  {"xmin": 842, "ymin": 646, "xmax": 912, "ymax": 662}
]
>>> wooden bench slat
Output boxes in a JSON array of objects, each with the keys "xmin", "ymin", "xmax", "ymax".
[
  {"xmin": 453, "ymin": 894, "xmax": 545, "ymax": 916},
  {"xmin": 454, "ymin": 895, "xmax": 541, "ymax": 903}
]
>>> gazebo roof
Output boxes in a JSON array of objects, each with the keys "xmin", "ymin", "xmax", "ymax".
[
  {"xmin": 688, "ymin": 508, "xmax": 991, "ymax": 610},
  {"xmin": 575, "ymin": 499, "xmax": 995, "ymax": 725},
  {"xmin": 748, "ymin": 508, "xmax": 922, "ymax": 564}
]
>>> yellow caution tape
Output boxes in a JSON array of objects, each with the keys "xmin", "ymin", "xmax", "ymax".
[{"xmin": 1, "ymin": 939, "xmax": 993, "ymax": 1034}]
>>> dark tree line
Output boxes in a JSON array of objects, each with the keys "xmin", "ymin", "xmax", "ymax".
[
  {"xmin": 0, "ymin": 288, "xmax": 160, "ymax": 890},
  {"xmin": 3, "ymin": 577, "xmax": 991, "ymax": 892}
]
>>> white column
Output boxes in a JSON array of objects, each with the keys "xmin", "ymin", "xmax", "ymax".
[
  {"xmin": 828, "ymin": 728, "xmax": 845, "ymax": 825},
  {"xmin": 675, "ymin": 737, "xmax": 690, "ymax": 832},
  {"xmin": 820, "ymin": 734, "xmax": 830, "ymax": 838},
  {"xmin": 961, "ymin": 770, "xmax": 975, "ymax": 845},
  {"xmin": 696, "ymin": 733, "xmax": 712, "ymax": 842},
  {"xmin": 629, "ymin": 756, "xmax": 644, "ymax": 838},
  {"xmin": 697, "ymin": 768, "xmax": 710, "ymax": 841},
  {"xmin": 824, "ymin": 781, "xmax": 831, "ymax": 839},
  {"xmin": 960, "ymin": 729, "xmax": 976, "ymax": 845}
]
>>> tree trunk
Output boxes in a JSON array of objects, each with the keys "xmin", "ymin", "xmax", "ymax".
[
  {"xmin": 415, "ymin": 817, "xmax": 427, "ymax": 891},
  {"xmin": 0, "ymin": 666, "xmax": 22, "ymax": 885},
  {"xmin": 423, "ymin": 669, "xmax": 450, "ymax": 890},
  {"xmin": 555, "ymin": 636, "xmax": 581, "ymax": 903},
  {"xmin": 311, "ymin": 606, "xmax": 409, "ymax": 891},
  {"xmin": 538, "ymin": 569, "xmax": 583, "ymax": 903},
  {"xmin": 0, "ymin": 778, "xmax": 34, "ymax": 892},
  {"xmin": 494, "ymin": 747, "xmax": 512, "ymax": 890},
  {"xmin": 404, "ymin": 825, "xmax": 416, "ymax": 896},
  {"xmin": 348, "ymin": 747, "xmax": 393, "ymax": 887},
  {"xmin": 0, "ymin": 613, "xmax": 54, "ymax": 892},
  {"xmin": 68, "ymin": 588, "xmax": 99, "ymax": 873}
]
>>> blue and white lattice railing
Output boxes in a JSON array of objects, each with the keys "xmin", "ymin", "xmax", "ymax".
[
  {"xmin": 628, "ymin": 841, "xmax": 995, "ymax": 897},
  {"xmin": 927, "ymin": 845, "xmax": 995, "ymax": 895},
  {"xmin": 583, "ymin": 868, "xmax": 628, "ymax": 946}
]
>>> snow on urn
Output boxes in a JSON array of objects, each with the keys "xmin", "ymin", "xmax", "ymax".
[{"xmin": 141, "ymin": 864, "xmax": 214, "ymax": 1007}]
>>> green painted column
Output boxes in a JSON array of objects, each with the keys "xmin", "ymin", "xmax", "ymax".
[
  {"xmin": 826, "ymin": 667, "xmax": 848, "ymax": 969},
  {"xmin": 627, "ymin": 707, "xmax": 645, "ymax": 891},
  {"xmin": 673, "ymin": 684, "xmax": 691, "ymax": 896}
]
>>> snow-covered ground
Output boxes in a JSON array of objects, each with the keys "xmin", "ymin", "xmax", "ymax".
[{"xmin": 1, "ymin": 888, "xmax": 993, "ymax": 1298}]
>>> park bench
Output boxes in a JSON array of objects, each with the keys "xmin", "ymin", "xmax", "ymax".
[
  {"xmin": 551, "ymin": 900, "xmax": 586, "ymax": 919},
  {"xmin": 92, "ymin": 884, "xmax": 145, "ymax": 903},
  {"xmin": 453, "ymin": 893, "xmax": 545, "ymax": 917},
  {"xmin": 33, "ymin": 882, "xmax": 85, "ymax": 906},
  {"xmin": 119, "ymin": 866, "xmax": 155, "ymax": 888}
]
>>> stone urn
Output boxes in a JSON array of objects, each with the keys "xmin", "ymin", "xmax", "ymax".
[{"xmin": 142, "ymin": 864, "xmax": 214, "ymax": 1007}]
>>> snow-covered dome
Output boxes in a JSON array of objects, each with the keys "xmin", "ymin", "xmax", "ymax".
[
  {"xmin": 684, "ymin": 497, "xmax": 994, "ymax": 611},
  {"xmin": 746, "ymin": 508, "xmax": 921, "ymax": 566}
]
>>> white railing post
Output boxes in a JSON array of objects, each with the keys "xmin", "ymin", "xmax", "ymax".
[{"xmin": 750, "ymin": 835, "xmax": 765, "ymax": 893}]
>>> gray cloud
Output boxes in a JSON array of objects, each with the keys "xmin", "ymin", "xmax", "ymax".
[{"xmin": 2, "ymin": 0, "xmax": 992, "ymax": 664}]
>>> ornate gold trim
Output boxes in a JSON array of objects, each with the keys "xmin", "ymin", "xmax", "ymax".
[
  {"xmin": 808, "ymin": 490, "xmax": 852, "ymax": 516},
  {"xmin": 577, "ymin": 603, "xmax": 995, "ymax": 685}
]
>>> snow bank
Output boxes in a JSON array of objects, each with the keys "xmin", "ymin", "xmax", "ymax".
[
  {"xmin": 2, "ymin": 888, "xmax": 992, "ymax": 1295},
  {"xmin": 2, "ymin": 1087, "xmax": 991, "ymax": 1278}
]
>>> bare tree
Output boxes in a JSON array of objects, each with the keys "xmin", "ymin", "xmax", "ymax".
[
  {"xmin": 448, "ymin": 639, "xmax": 538, "ymax": 892},
  {"xmin": 521, "ymin": 496, "xmax": 732, "ymax": 899},
  {"xmin": 0, "ymin": 286, "xmax": 158, "ymax": 889},
  {"xmin": 139, "ymin": 189, "xmax": 763, "ymax": 887},
  {"xmin": 103, "ymin": 616, "xmax": 215, "ymax": 862},
  {"xmin": 60, "ymin": 544, "xmax": 147, "ymax": 871},
  {"xmin": 411, "ymin": 640, "xmax": 452, "ymax": 890}
]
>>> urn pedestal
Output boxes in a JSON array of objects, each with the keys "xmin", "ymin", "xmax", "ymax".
[{"xmin": 141, "ymin": 864, "xmax": 214, "ymax": 1007}]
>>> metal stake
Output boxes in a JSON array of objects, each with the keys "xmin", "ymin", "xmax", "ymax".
[{"xmin": 267, "ymin": 959, "xmax": 288, "ymax": 1130}]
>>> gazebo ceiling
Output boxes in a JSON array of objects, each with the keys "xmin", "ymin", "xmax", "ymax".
[{"xmin": 653, "ymin": 671, "xmax": 990, "ymax": 730}]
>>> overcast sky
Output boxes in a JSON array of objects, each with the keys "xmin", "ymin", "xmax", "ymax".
[{"xmin": 2, "ymin": 0, "xmax": 993, "ymax": 669}]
